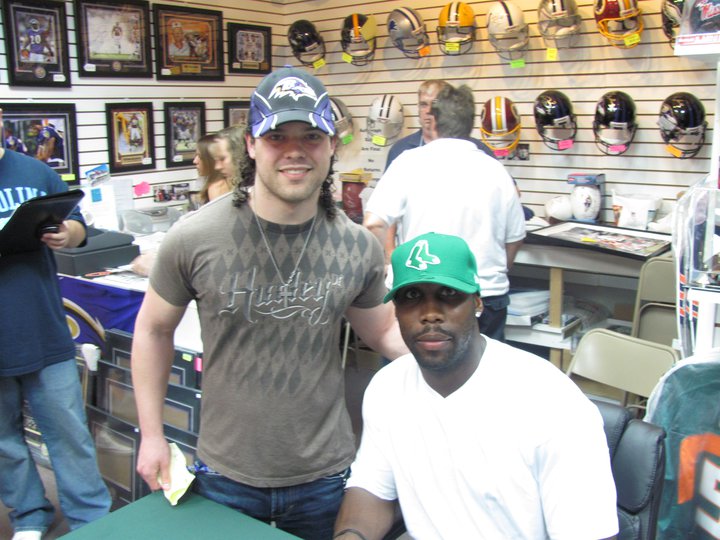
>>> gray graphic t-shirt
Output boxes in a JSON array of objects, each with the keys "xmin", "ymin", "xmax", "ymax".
[{"xmin": 152, "ymin": 195, "xmax": 386, "ymax": 487}]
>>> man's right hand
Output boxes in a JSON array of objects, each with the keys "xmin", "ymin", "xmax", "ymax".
[{"xmin": 136, "ymin": 435, "xmax": 171, "ymax": 491}]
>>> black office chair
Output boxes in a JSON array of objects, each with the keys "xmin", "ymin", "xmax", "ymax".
[{"xmin": 591, "ymin": 398, "xmax": 667, "ymax": 540}]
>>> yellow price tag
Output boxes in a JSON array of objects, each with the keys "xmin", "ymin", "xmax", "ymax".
[
  {"xmin": 545, "ymin": 48, "xmax": 558, "ymax": 61},
  {"xmin": 371, "ymin": 135, "xmax": 387, "ymax": 146},
  {"xmin": 624, "ymin": 33, "xmax": 640, "ymax": 47},
  {"xmin": 666, "ymin": 144, "xmax": 682, "ymax": 158},
  {"xmin": 61, "ymin": 174, "xmax": 76, "ymax": 182},
  {"xmin": 313, "ymin": 58, "xmax": 326, "ymax": 69},
  {"xmin": 341, "ymin": 52, "xmax": 353, "ymax": 64},
  {"xmin": 446, "ymin": 42, "xmax": 460, "ymax": 53}
]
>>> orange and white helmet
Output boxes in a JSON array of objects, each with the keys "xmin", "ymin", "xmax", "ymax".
[
  {"xmin": 480, "ymin": 96, "xmax": 522, "ymax": 156},
  {"xmin": 594, "ymin": 0, "xmax": 643, "ymax": 48},
  {"xmin": 437, "ymin": 2, "xmax": 477, "ymax": 55}
]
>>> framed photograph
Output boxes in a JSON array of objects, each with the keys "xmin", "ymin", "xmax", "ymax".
[
  {"xmin": 74, "ymin": 0, "xmax": 152, "ymax": 78},
  {"xmin": 527, "ymin": 222, "xmax": 671, "ymax": 261},
  {"xmin": 223, "ymin": 100, "xmax": 250, "ymax": 128},
  {"xmin": 153, "ymin": 3, "xmax": 224, "ymax": 81},
  {"xmin": 164, "ymin": 102, "xmax": 205, "ymax": 168},
  {"xmin": 0, "ymin": 103, "xmax": 79, "ymax": 183},
  {"xmin": 105, "ymin": 102, "xmax": 156, "ymax": 173},
  {"xmin": 227, "ymin": 22, "xmax": 271, "ymax": 75},
  {"xmin": 1, "ymin": 0, "xmax": 71, "ymax": 87}
]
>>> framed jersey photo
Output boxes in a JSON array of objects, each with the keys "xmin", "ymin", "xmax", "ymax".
[
  {"xmin": 1, "ymin": 0, "xmax": 71, "ymax": 87},
  {"xmin": 153, "ymin": 3, "xmax": 224, "ymax": 81},
  {"xmin": 0, "ymin": 103, "xmax": 80, "ymax": 184},
  {"xmin": 74, "ymin": 0, "xmax": 152, "ymax": 78},
  {"xmin": 163, "ymin": 102, "xmax": 206, "ymax": 169},
  {"xmin": 105, "ymin": 102, "xmax": 156, "ymax": 173}
]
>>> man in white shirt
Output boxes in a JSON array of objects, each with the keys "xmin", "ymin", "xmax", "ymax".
[{"xmin": 334, "ymin": 232, "xmax": 619, "ymax": 540}]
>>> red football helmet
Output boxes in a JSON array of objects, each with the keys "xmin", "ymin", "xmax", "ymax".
[
  {"xmin": 480, "ymin": 96, "xmax": 522, "ymax": 155},
  {"xmin": 594, "ymin": 0, "xmax": 644, "ymax": 48}
]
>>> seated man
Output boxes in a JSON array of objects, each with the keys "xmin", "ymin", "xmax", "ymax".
[{"xmin": 334, "ymin": 232, "xmax": 619, "ymax": 540}]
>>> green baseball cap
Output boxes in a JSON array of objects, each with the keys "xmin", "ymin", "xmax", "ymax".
[{"xmin": 384, "ymin": 232, "xmax": 481, "ymax": 303}]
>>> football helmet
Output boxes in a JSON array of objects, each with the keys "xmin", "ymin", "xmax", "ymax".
[
  {"xmin": 437, "ymin": 2, "xmax": 477, "ymax": 55},
  {"xmin": 487, "ymin": 1, "xmax": 530, "ymax": 61},
  {"xmin": 594, "ymin": 0, "xmax": 644, "ymax": 48},
  {"xmin": 341, "ymin": 13, "xmax": 377, "ymax": 66},
  {"xmin": 690, "ymin": 0, "xmax": 720, "ymax": 33},
  {"xmin": 387, "ymin": 7, "xmax": 430, "ymax": 58},
  {"xmin": 367, "ymin": 95, "xmax": 404, "ymax": 146},
  {"xmin": 287, "ymin": 20, "xmax": 325, "ymax": 66},
  {"xmin": 593, "ymin": 91, "xmax": 637, "ymax": 155},
  {"xmin": 329, "ymin": 97, "xmax": 354, "ymax": 143},
  {"xmin": 29, "ymin": 18, "xmax": 40, "ymax": 31},
  {"xmin": 661, "ymin": 0, "xmax": 685, "ymax": 46},
  {"xmin": 480, "ymin": 96, "xmax": 522, "ymax": 155},
  {"xmin": 658, "ymin": 92, "xmax": 706, "ymax": 159},
  {"xmin": 534, "ymin": 90, "xmax": 577, "ymax": 151},
  {"xmin": 538, "ymin": 0, "xmax": 582, "ymax": 48}
]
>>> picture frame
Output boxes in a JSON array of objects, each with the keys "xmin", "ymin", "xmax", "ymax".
[
  {"xmin": 0, "ymin": 103, "xmax": 79, "ymax": 184},
  {"xmin": 152, "ymin": 3, "xmax": 224, "ymax": 81},
  {"xmin": 1, "ymin": 0, "xmax": 71, "ymax": 87},
  {"xmin": 164, "ymin": 102, "xmax": 205, "ymax": 168},
  {"xmin": 227, "ymin": 22, "xmax": 272, "ymax": 75},
  {"xmin": 105, "ymin": 102, "xmax": 156, "ymax": 173},
  {"xmin": 222, "ymin": 100, "xmax": 250, "ymax": 128},
  {"xmin": 86, "ymin": 405, "xmax": 197, "ymax": 506},
  {"xmin": 527, "ymin": 222, "xmax": 672, "ymax": 261},
  {"xmin": 74, "ymin": 0, "xmax": 152, "ymax": 78}
]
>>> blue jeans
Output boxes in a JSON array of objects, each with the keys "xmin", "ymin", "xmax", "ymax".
[
  {"xmin": 0, "ymin": 359, "xmax": 110, "ymax": 533},
  {"xmin": 191, "ymin": 461, "xmax": 348, "ymax": 540},
  {"xmin": 478, "ymin": 293, "xmax": 510, "ymax": 342}
]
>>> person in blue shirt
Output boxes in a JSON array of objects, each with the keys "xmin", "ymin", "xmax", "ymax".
[{"xmin": 0, "ymin": 137, "xmax": 110, "ymax": 539}]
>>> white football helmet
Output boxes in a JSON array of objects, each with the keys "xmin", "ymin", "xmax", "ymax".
[
  {"xmin": 367, "ymin": 95, "xmax": 404, "ymax": 146},
  {"xmin": 329, "ymin": 97, "xmax": 354, "ymax": 143},
  {"xmin": 538, "ymin": 0, "xmax": 582, "ymax": 48},
  {"xmin": 487, "ymin": 1, "xmax": 530, "ymax": 61}
]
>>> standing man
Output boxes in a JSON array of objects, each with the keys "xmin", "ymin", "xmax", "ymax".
[
  {"xmin": 384, "ymin": 79, "xmax": 494, "ymax": 170},
  {"xmin": 0, "ymin": 117, "xmax": 111, "ymax": 540},
  {"xmin": 364, "ymin": 84, "xmax": 526, "ymax": 341},
  {"xmin": 334, "ymin": 232, "xmax": 618, "ymax": 540},
  {"xmin": 131, "ymin": 66, "xmax": 408, "ymax": 540}
]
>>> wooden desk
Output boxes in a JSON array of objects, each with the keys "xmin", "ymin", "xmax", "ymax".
[
  {"xmin": 511, "ymin": 244, "xmax": 645, "ymax": 366},
  {"xmin": 63, "ymin": 491, "xmax": 299, "ymax": 539}
]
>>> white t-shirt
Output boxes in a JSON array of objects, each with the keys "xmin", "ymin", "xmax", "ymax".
[
  {"xmin": 366, "ymin": 138, "xmax": 526, "ymax": 297},
  {"xmin": 347, "ymin": 338, "xmax": 619, "ymax": 539}
]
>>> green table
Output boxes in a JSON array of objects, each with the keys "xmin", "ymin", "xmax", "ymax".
[{"xmin": 63, "ymin": 491, "xmax": 300, "ymax": 539}]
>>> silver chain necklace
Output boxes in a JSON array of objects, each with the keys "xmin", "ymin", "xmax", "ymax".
[{"xmin": 253, "ymin": 210, "xmax": 317, "ymax": 285}]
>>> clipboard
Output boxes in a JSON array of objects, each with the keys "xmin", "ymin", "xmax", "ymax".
[{"xmin": 0, "ymin": 190, "xmax": 85, "ymax": 256}]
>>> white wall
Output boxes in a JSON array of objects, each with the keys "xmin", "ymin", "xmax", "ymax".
[{"xmin": 0, "ymin": 0, "xmax": 715, "ymax": 221}]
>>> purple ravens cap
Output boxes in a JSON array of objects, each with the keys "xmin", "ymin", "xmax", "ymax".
[{"xmin": 249, "ymin": 66, "xmax": 335, "ymax": 138}]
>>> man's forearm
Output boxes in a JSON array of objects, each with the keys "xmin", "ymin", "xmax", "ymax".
[
  {"xmin": 131, "ymin": 317, "xmax": 176, "ymax": 439},
  {"xmin": 334, "ymin": 488, "xmax": 397, "ymax": 540}
]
